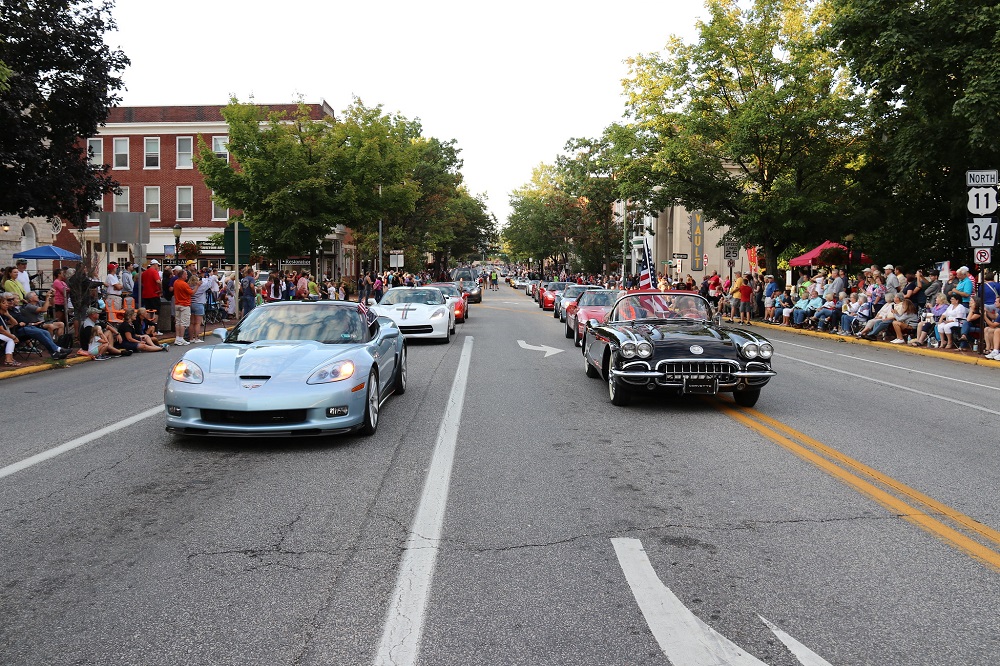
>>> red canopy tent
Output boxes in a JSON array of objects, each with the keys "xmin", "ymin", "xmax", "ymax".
[{"xmin": 788, "ymin": 240, "xmax": 870, "ymax": 267}]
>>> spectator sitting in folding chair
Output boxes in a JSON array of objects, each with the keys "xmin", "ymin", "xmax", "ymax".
[{"xmin": 6, "ymin": 292, "xmax": 70, "ymax": 359}]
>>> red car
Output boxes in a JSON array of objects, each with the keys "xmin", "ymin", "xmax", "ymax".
[
  {"xmin": 564, "ymin": 289, "xmax": 619, "ymax": 347},
  {"xmin": 538, "ymin": 281, "xmax": 571, "ymax": 310},
  {"xmin": 429, "ymin": 282, "xmax": 468, "ymax": 323}
]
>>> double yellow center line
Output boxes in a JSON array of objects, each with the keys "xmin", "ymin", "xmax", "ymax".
[{"xmin": 715, "ymin": 400, "xmax": 1000, "ymax": 571}]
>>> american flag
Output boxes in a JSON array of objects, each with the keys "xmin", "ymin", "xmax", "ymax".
[
  {"xmin": 638, "ymin": 237, "xmax": 655, "ymax": 289},
  {"xmin": 357, "ymin": 300, "xmax": 377, "ymax": 326}
]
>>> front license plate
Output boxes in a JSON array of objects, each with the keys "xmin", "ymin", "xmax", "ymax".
[{"xmin": 684, "ymin": 377, "xmax": 718, "ymax": 394}]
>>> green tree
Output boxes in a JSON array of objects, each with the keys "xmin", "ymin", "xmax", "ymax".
[
  {"xmin": 0, "ymin": 0, "xmax": 129, "ymax": 227},
  {"xmin": 826, "ymin": 0, "xmax": 1000, "ymax": 266},
  {"xmin": 623, "ymin": 0, "xmax": 864, "ymax": 277}
]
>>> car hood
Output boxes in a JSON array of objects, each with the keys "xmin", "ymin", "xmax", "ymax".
[
  {"xmin": 195, "ymin": 341, "xmax": 358, "ymax": 377},
  {"xmin": 578, "ymin": 306, "xmax": 611, "ymax": 320}
]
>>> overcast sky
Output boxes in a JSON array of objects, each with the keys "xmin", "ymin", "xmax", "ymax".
[{"xmin": 108, "ymin": 0, "xmax": 706, "ymax": 225}]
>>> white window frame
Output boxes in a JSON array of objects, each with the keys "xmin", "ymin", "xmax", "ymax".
[
  {"xmin": 212, "ymin": 136, "xmax": 229, "ymax": 160},
  {"xmin": 87, "ymin": 195, "xmax": 103, "ymax": 222},
  {"xmin": 113, "ymin": 186, "xmax": 129, "ymax": 213},
  {"xmin": 176, "ymin": 186, "xmax": 193, "ymax": 221},
  {"xmin": 144, "ymin": 137, "xmax": 160, "ymax": 169},
  {"xmin": 144, "ymin": 186, "xmax": 160, "ymax": 221},
  {"xmin": 176, "ymin": 136, "xmax": 193, "ymax": 169},
  {"xmin": 87, "ymin": 138, "xmax": 103, "ymax": 167},
  {"xmin": 211, "ymin": 192, "xmax": 228, "ymax": 221},
  {"xmin": 113, "ymin": 137, "xmax": 129, "ymax": 169}
]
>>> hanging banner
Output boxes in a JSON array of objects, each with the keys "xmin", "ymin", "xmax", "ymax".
[{"xmin": 690, "ymin": 211, "xmax": 704, "ymax": 271}]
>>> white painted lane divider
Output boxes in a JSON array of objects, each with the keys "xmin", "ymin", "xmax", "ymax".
[
  {"xmin": 612, "ymin": 537, "xmax": 832, "ymax": 666},
  {"xmin": 516, "ymin": 340, "xmax": 563, "ymax": 357},
  {"xmin": 374, "ymin": 336, "xmax": 474, "ymax": 666},
  {"xmin": 0, "ymin": 405, "xmax": 163, "ymax": 480}
]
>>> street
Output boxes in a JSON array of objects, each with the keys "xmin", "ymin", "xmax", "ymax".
[{"xmin": 2, "ymin": 288, "xmax": 1000, "ymax": 666}]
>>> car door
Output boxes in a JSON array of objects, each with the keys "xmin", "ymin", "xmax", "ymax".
[{"xmin": 369, "ymin": 318, "xmax": 396, "ymax": 394}]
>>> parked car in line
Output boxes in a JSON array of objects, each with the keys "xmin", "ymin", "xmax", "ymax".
[
  {"xmin": 539, "ymin": 282, "xmax": 572, "ymax": 310},
  {"xmin": 565, "ymin": 289, "xmax": 618, "ymax": 346},
  {"xmin": 582, "ymin": 291, "xmax": 775, "ymax": 407},
  {"xmin": 553, "ymin": 284, "xmax": 596, "ymax": 320},
  {"xmin": 429, "ymin": 282, "xmax": 468, "ymax": 322},
  {"xmin": 371, "ymin": 286, "xmax": 455, "ymax": 342},
  {"xmin": 164, "ymin": 300, "xmax": 405, "ymax": 438}
]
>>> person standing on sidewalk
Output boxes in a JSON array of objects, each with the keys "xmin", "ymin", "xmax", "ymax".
[{"xmin": 173, "ymin": 270, "xmax": 193, "ymax": 346}]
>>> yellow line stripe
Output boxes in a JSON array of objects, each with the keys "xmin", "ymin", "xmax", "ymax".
[
  {"xmin": 745, "ymin": 407, "xmax": 1000, "ymax": 548},
  {"xmin": 716, "ymin": 402, "xmax": 1000, "ymax": 571}
]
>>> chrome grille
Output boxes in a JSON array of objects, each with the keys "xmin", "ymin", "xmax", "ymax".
[{"xmin": 656, "ymin": 359, "xmax": 739, "ymax": 383}]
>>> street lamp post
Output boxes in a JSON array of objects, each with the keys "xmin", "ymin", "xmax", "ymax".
[{"xmin": 173, "ymin": 224, "xmax": 182, "ymax": 263}]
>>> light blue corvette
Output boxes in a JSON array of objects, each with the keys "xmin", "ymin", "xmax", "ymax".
[{"xmin": 164, "ymin": 301, "xmax": 405, "ymax": 437}]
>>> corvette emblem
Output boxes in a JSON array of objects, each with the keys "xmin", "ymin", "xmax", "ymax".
[
  {"xmin": 241, "ymin": 382, "xmax": 264, "ymax": 389},
  {"xmin": 689, "ymin": 345, "xmax": 704, "ymax": 355}
]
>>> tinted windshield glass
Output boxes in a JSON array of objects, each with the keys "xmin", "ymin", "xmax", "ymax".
[
  {"xmin": 611, "ymin": 294, "xmax": 711, "ymax": 321},
  {"xmin": 432, "ymin": 284, "xmax": 460, "ymax": 297},
  {"xmin": 562, "ymin": 286, "xmax": 586, "ymax": 298},
  {"xmin": 579, "ymin": 291, "xmax": 617, "ymax": 307},
  {"xmin": 381, "ymin": 288, "xmax": 445, "ymax": 305},
  {"xmin": 228, "ymin": 304, "xmax": 366, "ymax": 343}
]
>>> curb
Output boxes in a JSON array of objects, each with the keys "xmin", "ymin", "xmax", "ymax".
[{"xmin": 759, "ymin": 322, "xmax": 994, "ymax": 367}]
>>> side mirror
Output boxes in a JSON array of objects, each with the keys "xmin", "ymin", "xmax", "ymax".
[
  {"xmin": 367, "ymin": 297, "xmax": 377, "ymax": 306},
  {"xmin": 212, "ymin": 327, "xmax": 227, "ymax": 339}
]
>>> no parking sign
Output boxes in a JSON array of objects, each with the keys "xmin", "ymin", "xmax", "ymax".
[{"xmin": 975, "ymin": 248, "xmax": 992, "ymax": 264}]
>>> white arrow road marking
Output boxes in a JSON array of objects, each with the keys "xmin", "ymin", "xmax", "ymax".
[
  {"xmin": 612, "ymin": 538, "xmax": 832, "ymax": 666},
  {"xmin": 516, "ymin": 339, "xmax": 564, "ymax": 357},
  {"xmin": 758, "ymin": 615, "xmax": 833, "ymax": 666},
  {"xmin": 374, "ymin": 336, "xmax": 474, "ymax": 666}
]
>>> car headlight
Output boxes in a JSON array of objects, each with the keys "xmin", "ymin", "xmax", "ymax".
[
  {"xmin": 758, "ymin": 343, "xmax": 774, "ymax": 359},
  {"xmin": 430, "ymin": 307, "xmax": 448, "ymax": 319},
  {"xmin": 637, "ymin": 341, "xmax": 653, "ymax": 358},
  {"xmin": 307, "ymin": 359, "xmax": 355, "ymax": 384},
  {"xmin": 621, "ymin": 341, "xmax": 637, "ymax": 358},
  {"xmin": 170, "ymin": 359, "xmax": 204, "ymax": 384},
  {"xmin": 742, "ymin": 342, "xmax": 759, "ymax": 359}
]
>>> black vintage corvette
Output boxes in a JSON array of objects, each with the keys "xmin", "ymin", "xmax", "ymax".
[{"xmin": 582, "ymin": 291, "xmax": 776, "ymax": 407}]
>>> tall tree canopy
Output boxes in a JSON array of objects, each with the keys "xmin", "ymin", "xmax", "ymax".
[
  {"xmin": 621, "ymin": 0, "xmax": 864, "ymax": 277},
  {"xmin": 199, "ymin": 98, "xmax": 493, "ymax": 269},
  {"xmin": 0, "ymin": 0, "xmax": 128, "ymax": 228},
  {"xmin": 826, "ymin": 0, "xmax": 1000, "ymax": 266}
]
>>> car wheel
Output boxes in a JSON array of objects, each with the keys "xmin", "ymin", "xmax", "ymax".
[
  {"xmin": 574, "ymin": 325, "xmax": 582, "ymax": 348},
  {"xmin": 464, "ymin": 307, "xmax": 469, "ymax": 320},
  {"xmin": 553, "ymin": 308, "xmax": 559, "ymax": 318},
  {"xmin": 450, "ymin": 318, "xmax": 456, "ymax": 335},
  {"xmin": 358, "ymin": 370, "xmax": 379, "ymax": 435},
  {"xmin": 393, "ymin": 347, "xmax": 407, "ymax": 395},
  {"xmin": 565, "ymin": 323, "xmax": 573, "ymax": 339},
  {"xmin": 585, "ymin": 353, "xmax": 600, "ymax": 378},
  {"xmin": 608, "ymin": 364, "xmax": 631, "ymax": 406},
  {"xmin": 441, "ymin": 324, "xmax": 451, "ymax": 344},
  {"xmin": 732, "ymin": 389, "xmax": 760, "ymax": 408}
]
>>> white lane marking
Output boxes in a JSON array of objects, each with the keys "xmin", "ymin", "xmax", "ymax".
[
  {"xmin": 836, "ymin": 354, "xmax": 1000, "ymax": 392},
  {"xmin": 776, "ymin": 340, "xmax": 836, "ymax": 354},
  {"xmin": 758, "ymin": 615, "xmax": 833, "ymax": 666},
  {"xmin": 516, "ymin": 340, "xmax": 564, "ymax": 357},
  {"xmin": 776, "ymin": 336, "xmax": 1000, "ymax": 391},
  {"xmin": 0, "ymin": 405, "xmax": 163, "ymax": 480},
  {"xmin": 612, "ymin": 537, "xmax": 768, "ymax": 665},
  {"xmin": 776, "ymin": 353, "xmax": 1000, "ymax": 416},
  {"xmin": 374, "ymin": 336, "xmax": 474, "ymax": 666},
  {"xmin": 613, "ymin": 538, "xmax": 833, "ymax": 666}
]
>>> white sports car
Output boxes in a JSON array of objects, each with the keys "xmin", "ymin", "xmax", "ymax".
[{"xmin": 371, "ymin": 287, "xmax": 455, "ymax": 343}]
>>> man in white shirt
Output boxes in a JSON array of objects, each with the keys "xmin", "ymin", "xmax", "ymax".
[
  {"xmin": 884, "ymin": 263, "xmax": 900, "ymax": 299},
  {"xmin": 14, "ymin": 258, "xmax": 31, "ymax": 294}
]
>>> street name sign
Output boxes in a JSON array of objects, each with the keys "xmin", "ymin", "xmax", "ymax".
[{"xmin": 672, "ymin": 253, "xmax": 689, "ymax": 259}]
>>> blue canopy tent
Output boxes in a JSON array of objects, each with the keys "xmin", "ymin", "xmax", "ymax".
[
  {"xmin": 13, "ymin": 245, "xmax": 82, "ymax": 261},
  {"xmin": 13, "ymin": 245, "xmax": 83, "ymax": 327}
]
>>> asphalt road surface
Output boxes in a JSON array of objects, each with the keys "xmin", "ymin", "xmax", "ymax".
[{"xmin": 2, "ymin": 286, "xmax": 1000, "ymax": 666}]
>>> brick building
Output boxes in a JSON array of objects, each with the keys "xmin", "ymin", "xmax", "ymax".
[{"xmin": 54, "ymin": 102, "xmax": 355, "ymax": 281}]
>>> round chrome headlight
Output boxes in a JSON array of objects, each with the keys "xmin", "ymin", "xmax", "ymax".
[
  {"xmin": 742, "ymin": 342, "xmax": 759, "ymax": 359},
  {"xmin": 758, "ymin": 343, "xmax": 773, "ymax": 359},
  {"xmin": 636, "ymin": 341, "xmax": 653, "ymax": 358},
  {"xmin": 621, "ymin": 341, "xmax": 637, "ymax": 358}
]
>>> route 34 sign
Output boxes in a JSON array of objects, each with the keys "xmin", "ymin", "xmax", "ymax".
[{"xmin": 968, "ymin": 218, "xmax": 998, "ymax": 247}]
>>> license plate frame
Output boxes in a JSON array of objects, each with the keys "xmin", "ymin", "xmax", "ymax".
[{"xmin": 683, "ymin": 376, "xmax": 718, "ymax": 395}]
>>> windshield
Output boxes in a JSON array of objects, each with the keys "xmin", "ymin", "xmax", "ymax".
[
  {"xmin": 579, "ymin": 291, "xmax": 617, "ymax": 307},
  {"xmin": 432, "ymin": 284, "xmax": 460, "ymax": 298},
  {"xmin": 228, "ymin": 303, "xmax": 367, "ymax": 344},
  {"xmin": 610, "ymin": 293, "xmax": 711, "ymax": 322},
  {"xmin": 562, "ymin": 286, "xmax": 586, "ymax": 299},
  {"xmin": 547, "ymin": 282, "xmax": 570, "ymax": 291},
  {"xmin": 381, "ymin": 288, "xmax": 445, "ymax": 305}
]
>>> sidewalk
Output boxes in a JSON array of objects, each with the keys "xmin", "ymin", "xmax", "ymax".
[{"xmin": 757, "ymin": 320, "xmax": 995, "ymax": 367}]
